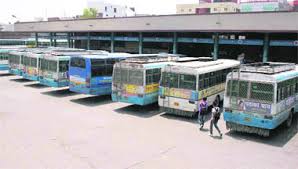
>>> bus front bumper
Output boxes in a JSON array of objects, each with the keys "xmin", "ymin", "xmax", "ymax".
[
  {"xmin": 0, "ymin": 64, "xmax": 8, "ymax": 71},
  {"xmin": 70, "ymin": 85, "xmax": 112, "ymax": 96},
  {"xmin": 223, "ymin": 111, "xmax": 290, "ymax": 130}
]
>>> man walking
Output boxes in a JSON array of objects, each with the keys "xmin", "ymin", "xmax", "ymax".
[
  {"xmin": 198, "ymin": 97, "xmax": 208, "ymax": 130},
  {"xmin": 209, "ymin": 103, "xmax": 222, "ymax": 137}
]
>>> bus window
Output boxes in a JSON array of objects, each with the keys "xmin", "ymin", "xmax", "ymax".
[
  {"xmin": 171, "ymin": 73, "xmax": 179, "ymax": 88},
  {"xmin": 227, "ymin": 80, "xmax": 248, "ymax": 98},
  {"xmin": 71, "ymin": 57, "xmax": 86, "ymax": 69},
  {"xmin": 31, "ymin": 58, "xmax": 37, "ymax": 67},
  {"xmin": 250, "ymin": 83, "xmax": 274, "ymax": 102},
  {"xmin": 49, "ymin": 60, "xmax": 57, "ymax": 72},
  {"xmin": 59, "ymin": 61, "xmax": 69, "ymax": 72},
  {"xmin": 199, "ymin": 74, "xmax": 204, "ymax": 90},
  {"xmin": 209, "ymin": 72, "xmax": 216, "ymax": 87},
  {"xmin": 91, "ymin": 59, "xmax": 105, "ymax": 77},
  {"xmin": 179, "ymin": 74, "xmax": 196, "ymax": 90},
  {"xmin": 153, "ymin": 69, "xmax": 161, "ymax": 83},
  {"xmin": 113, "ymin": 67, "xmax": 122, "ymax": 83},
  {"xmin": 130, "ymin": 69, "xmax": 143, "ymax": 86},
  {"xmin": 204, "ymin": 73, "xmax": 209, "ymax": 89},
  {"xmin": 105, "ymin": 59, "xmax": 115, "ymax": 76},
  {"xmin": 161, "ymin": 72, "xmax": 178, "ymax": 88},
  {"xmin": 146, "ymin": 69, "xmax": 153, "ymax": 85},
  {"xmin": 40, "ymin": 59, "xmax": 48, "ymax": 71},
  {"xmin": 23, "ymin": 57, "xmax": 30, "ymax": 66}
]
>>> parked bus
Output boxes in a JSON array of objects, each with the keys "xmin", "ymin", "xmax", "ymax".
[
  {"xmin": 112, "ymin": 55, "xmax": 198, "ymax": 105},
  {"xmin": 22, "ymin": 51, "xmax": 45, "ymax": 81},
  {"xmin": 38, "ymin": 49, "xmax": 89, "ymax": 87},
  {"xmin": 159, "ymin": 59, "xmax": 240, "ymax": 117},
  {"xmin": 224, "ymin": 62, "xmax": 298, "ymax": 136},
  {"xmin": 69, "ymin": 52, "xmax": 133, "ymax": 95},
  {"xmin": 0, "ymin": 46, "xmax": 25, "ymax": 71},
  {"xmin": 0, "ymin": 48, "xmax": 10, "ymax": 71},
  {"xmin": 39, "ymin": 53, "xmax": 70, "ymax": 87},
  {"xmin": 8, "ymin": 49, "xmax": 28, "ymax": 75}
]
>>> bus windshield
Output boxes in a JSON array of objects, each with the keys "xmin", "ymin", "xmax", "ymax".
[
  {"xmin": 48, "ymin": 60, "xmax": 57, "ymax": 72},
  {"xmin": 70, "ymin": 57, "xmax": 85, "ymax": 69},
  {"xmin": 59, "ymin": 61, "xmax": 69, "ymax": 72},
  {"xmin": 91, "ymin": 58, "xmax": 118, "ymax": 77},
  {"xmin": 227, "ymin": 80, "xmax": 274, "ymax": 102},
  {"xmin": 113, "ymin": 67, "xmax": 144, "ymax": 86},
  {"xmin": 161, "ymin": 72, "xmax": 196, "ymax": 90},
  {"xmin": 250, "ymin": 82, "xmax": 274, "ymax": 102}
]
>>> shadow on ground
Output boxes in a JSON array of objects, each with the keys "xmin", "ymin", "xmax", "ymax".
[
  {"xmin": 42, "ymin": 88, "xmax": 77, "ymax": 98},
  {"xmin": 70, "ymin": 95, "xmax": 112, "ymax": 107},
  {"xmin": 10, "ymin": 78, "xmax": 32, "ymax": 83},
  {"xmin": 226, "ymin": 114, "xmax": 298, "ymax": 147},
  {"xmin": 25, "ymin": 83, "xmax": 50, "ymax": 89},
  {"xmin": 0, "ymin": 73, "xmax": 14, "ymax": 77},
  {"xmin": 160, "ymin": 111, "xmax": 213, "ymax": 125},
  {"xmin": 115, "ymin": 103, "xmax": 162, "ymax": 118}
]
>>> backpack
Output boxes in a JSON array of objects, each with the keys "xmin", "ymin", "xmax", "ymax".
[{"xmin": 213, "ymin": 107, "xmax": 220, "ymax": 120}]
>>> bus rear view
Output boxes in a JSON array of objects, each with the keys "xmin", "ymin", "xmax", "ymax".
[
  {"xmin": 224, "ymin": 63, "xmax": 298, "ymax": 136},
  {"xmin": 69, "ymin": 54, "xmax": 124, "ymax": 95}
]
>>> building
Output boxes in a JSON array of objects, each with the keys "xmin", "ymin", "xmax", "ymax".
[
  {"xmin": 196, "ymin": 2, "xmax": 240, "ymax": 14},
  {"xmin": 240, "ymin": 0, "xmax": 292, "ymax": 12},
  {"xmin": 13, "ymin": 12, "xmax": 298, "ymax": 64},
  {"xmin": 176, "ymin": 1, "xmax": 239, "ymax": 15},
  {"xmin": 87, "ymin": 0, "xmax": 135, "ymax": 18},
  {"xmin": 293, "ymin": 0, "xmax": 298, "ymax": 11}
]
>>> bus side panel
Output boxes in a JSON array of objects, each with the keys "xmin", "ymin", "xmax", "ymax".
[{"xmin": 69, "ymin": 58, "xmax": 88, "ymax": 94}]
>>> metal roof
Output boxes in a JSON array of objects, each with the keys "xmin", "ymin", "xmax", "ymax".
[{"xmin": 14, "ymin": 12, "xmax": 298, "ymax": 33}]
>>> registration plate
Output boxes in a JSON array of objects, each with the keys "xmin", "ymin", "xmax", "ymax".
[
  {"xmin": 174, "ymin": 102, "xmax": 179, "ymax": 106},
  {"xmin": 244, "ymin": 117, "xmax": 251, "ymax": 122}
]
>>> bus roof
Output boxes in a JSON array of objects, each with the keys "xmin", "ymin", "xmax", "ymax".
[
  {"xmin": 227, "ymin": 65, "xmax": 298, "ymax": 83},
  {"xmin": 163, "ymin": 59, "xmax": 240, "ymax": 75}
]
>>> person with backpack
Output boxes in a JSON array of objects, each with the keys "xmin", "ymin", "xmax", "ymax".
[
  {"xmin": 209, "ymin": 102, "xmax": 222, "ymax": 137},
  {"xmin": 198, "ymin": 97, "xmax": 208, "ymax": 130}
]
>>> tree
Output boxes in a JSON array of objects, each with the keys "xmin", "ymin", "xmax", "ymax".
[{"xmin": 82, "ymin": 8, "xmax": 98, "ymax": 19}]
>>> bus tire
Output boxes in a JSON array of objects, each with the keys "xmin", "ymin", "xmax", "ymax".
[{"xmin": 286, "ymin": 110, "xmax": 293, "ymax": 128}]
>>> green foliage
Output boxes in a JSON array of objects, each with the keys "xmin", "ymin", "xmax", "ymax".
[{"xmin": 82, "ymin": 8, "xmax": 97, "ymax": 19}]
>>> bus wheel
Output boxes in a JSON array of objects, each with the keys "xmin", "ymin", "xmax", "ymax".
[{"xmin": 286, "ymin": 111, "xmax": 293, "ymax": 128}]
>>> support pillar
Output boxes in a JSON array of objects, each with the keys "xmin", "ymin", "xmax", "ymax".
[
  {"xmin": 139, "ymin": 32, "xmax": 143, "ymax": 54},
  {"xmin": 49, "ymin": 33, "xmax": 53, "ymax": 46},
  {"xmin": 67, "ymin": 33, "xmax": 71, "ymax": 48},
  {"xmin": 53, "ymin": 33, "xmax": 57, "ymax": 47},
  {"xmin": 173, "ymin": 32, "xmax": 178, "ymax": 54},
  {"xmin": 87, "ymin": 32, "xmax": 91, "ymax": 50},
  {"xmin": 213, "ymin": 33, "xmax": 219, "ymax": 60},
  {"xmin": 111, "ymin": 32, "xmax": 115, "ymax": 53},
  {"xmin": 263, "ymin": 33, "xmax": 269, "ymax": 63},
  {"xmin": 35, "ymin": 32, "xmax": 39, "ymax": 47}
]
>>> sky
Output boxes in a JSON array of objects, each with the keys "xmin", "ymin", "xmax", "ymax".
[{"xmin": 0, "ymin": 0, "xmax": 197, "ymax": 24}]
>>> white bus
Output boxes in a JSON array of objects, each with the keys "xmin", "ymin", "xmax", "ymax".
[
  {"xmin": 159, "ymin": 59, "xmax": 240, "ymax": 117},
  {"xmin": 224, "ymin": 62, "xmax": 298, "ymax": 136}
]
